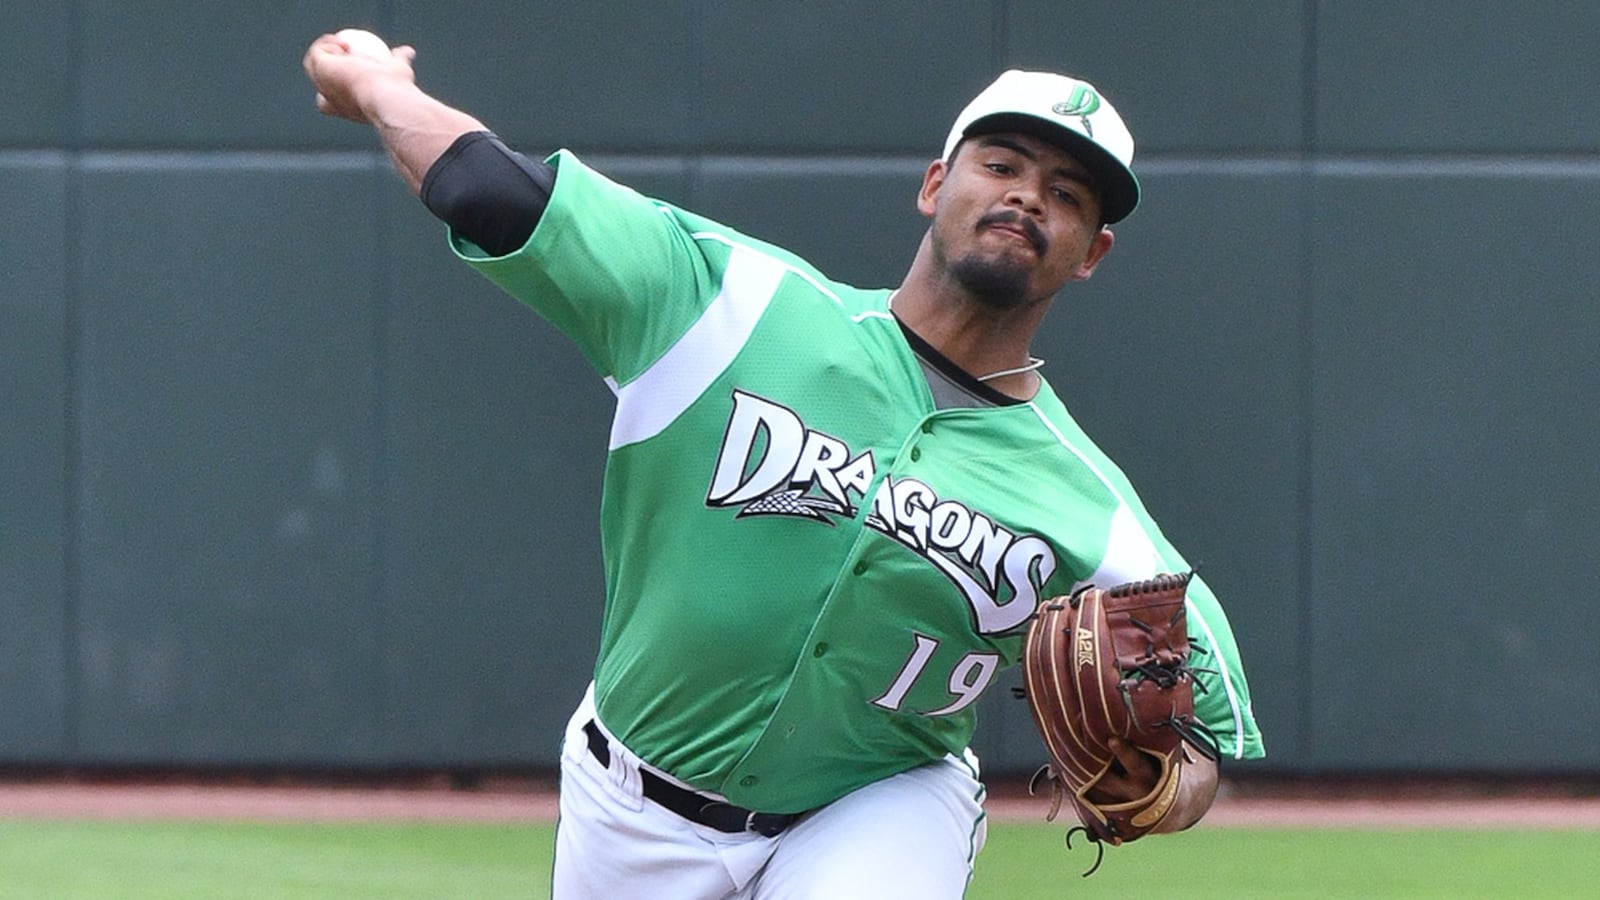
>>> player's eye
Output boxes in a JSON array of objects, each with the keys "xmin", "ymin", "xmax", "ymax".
[
  {"xmin": 1051, "ymin": 186, "xmax": 1080, "ymax": 205},
  {"xmin": 984, "ymin": 162, "xmax": 1014, "ymax": 175}
]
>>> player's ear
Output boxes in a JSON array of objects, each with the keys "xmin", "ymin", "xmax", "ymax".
[
  {"xmin": 917, "ymin": 159, "xmax": 948, "ymax": 218},
  {"xmin": 1071, "ymin": 227, "xmax": 1115, "ymax": 281}
]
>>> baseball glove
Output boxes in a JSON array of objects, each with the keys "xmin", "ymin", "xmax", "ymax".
[{"xmin": 1020, "ymin": 572, "xmax": 1218, "ymax": 872}]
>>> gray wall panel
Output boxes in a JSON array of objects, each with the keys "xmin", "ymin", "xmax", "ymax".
[
  {"xmin": 394, "ymin": 1, "xmax": 998, "ymax": 156},
  {"xmin": 378, "ymin": 175, "xmax": 617, "ymax": 764},
  {"xmin": 82, "ymin": 1, "xmax": 384, "ymax": 149},
  {"xmin": 1317, "ymin": 3, "xmax": 1600, "ymax": 153},
  {"xmin": 1308, "ymin": 169, "xmax": 1600, "ymax": 770},
  {"xmin": 0, "ymin": 5, "xmax": 75, "ymax": 146},
  {"xmin": 689, "ymin": 159, "xmax": 928, "ymax": 289},
  {"xmin": 0, "ymin": 158, "xmax": 72, "ymax": 759},
  {"xmin": 72, "ymin": 160, "xmax": 386, "ymax": 763},
  {"xmin": 694, "ymin": 0, "xmax": 999, "ymax": 154},
  {"xmin": 1007, "ymin": 1, "xmax": 1308, "ymax": 153},
  {"xmin": 393, "ymin": 0, "xmax": 700, "ymax": 154}
]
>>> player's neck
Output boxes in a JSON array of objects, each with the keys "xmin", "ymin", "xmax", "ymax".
[{"xmin": 891, "ymin": 271, "xmax": 1049, "ymax": 401}]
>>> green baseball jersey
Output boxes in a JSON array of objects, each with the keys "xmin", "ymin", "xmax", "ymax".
[{"xmin": 452, "ymin": 151, "xmax": 1264, "ymax": 814}]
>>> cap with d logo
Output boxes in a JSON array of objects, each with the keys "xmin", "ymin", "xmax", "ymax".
[{"xmin": 942, "ymin": 70, "xmax": 1140, "ymax": 223}]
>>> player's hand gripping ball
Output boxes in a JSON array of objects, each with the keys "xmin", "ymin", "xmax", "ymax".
[
  {"xmin": 335, "ymin": 28, "xmax": 392, "ymax": 61},
  {"xmin": 307, "ymin": 29, "xmax": 410, "ymax": 124}
]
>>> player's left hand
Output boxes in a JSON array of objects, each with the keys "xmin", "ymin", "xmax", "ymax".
[{"xmin": 1083, "ymin": 737, "xmax": 1158, "ymax": 804}]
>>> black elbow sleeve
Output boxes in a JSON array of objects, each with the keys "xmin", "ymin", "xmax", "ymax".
[{"xmin": 420, "ymin": 131, "xmax": 555, "ymax": 257}]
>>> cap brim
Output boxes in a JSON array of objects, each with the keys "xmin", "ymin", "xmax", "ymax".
[{"xmin": 960, "ymin": 112, "xmax": 1140, "ymax": 224}]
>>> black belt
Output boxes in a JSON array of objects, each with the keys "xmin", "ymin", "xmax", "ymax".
[{"xmin": 583, "ymin": 720, "xmax": 799, "ymax": 837}]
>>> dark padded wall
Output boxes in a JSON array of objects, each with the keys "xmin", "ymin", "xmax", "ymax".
[
  {"xmin": 2, "ymin": 1, "xmax": 1596, "ymax": 776},
  {"xmin": 1, "ymin": 158, "xmax": 72, "ymax": 761}
]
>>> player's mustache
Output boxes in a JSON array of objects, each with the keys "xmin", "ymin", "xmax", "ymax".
[{"xmin": 976, "ymin": 211, "xmax": 1047, "ymax": 254}]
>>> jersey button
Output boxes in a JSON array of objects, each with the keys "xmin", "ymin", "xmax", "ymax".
[
  {"xmin": 813, "ymin": 642, "xmax": 829, "ymax": 657},
  {"xmin": 921, "ymin": 421, "xmax": 935, "ymax": 434},
  {"xmin": 910, "ymin": 447, "xmax": 922, "ymax": 461},
  {"xmin": 740, "ymin": 775, "xmax": 759, "ymax": 788},
  {"xmin": 852, "ymin": 560, "xmax": 869, "ymax": 575}
]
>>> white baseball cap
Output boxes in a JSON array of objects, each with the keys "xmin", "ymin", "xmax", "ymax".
[{"xmin": 942, "ymin": 69, "xmax": 1140, "ymax": 223}]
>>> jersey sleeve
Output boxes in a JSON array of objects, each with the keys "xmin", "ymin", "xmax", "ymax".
[
  {"xmin": 1118, "ymin": 495, "xmax": 1264, "ymax": 762},
  {"xmin": 1173, "ymin": 571, "xmax": 1264, "ymax": 762},
  {"xmin": 444, "ymin": 150, "xmax": 722, "ymax": 385}
]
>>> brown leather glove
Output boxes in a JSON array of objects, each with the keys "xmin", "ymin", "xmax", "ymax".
[{"xmin": 1021, "ymin": 572, "xmax": 1219, "ymax": 869}]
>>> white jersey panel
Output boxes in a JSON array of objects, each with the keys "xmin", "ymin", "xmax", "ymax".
[{"xmin": 609, "ymin": 241, "xmax": 786, "ymax": 450}]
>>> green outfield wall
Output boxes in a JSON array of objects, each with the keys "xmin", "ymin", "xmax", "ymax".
[{"xmin": 3, "ymin": 1, "xmax": 1596, "ymax": 776}]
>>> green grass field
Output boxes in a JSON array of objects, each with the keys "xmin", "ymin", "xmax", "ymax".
[{"xmin": 1, "ymin": 819, "xmax": 1596, "ymax": 899}]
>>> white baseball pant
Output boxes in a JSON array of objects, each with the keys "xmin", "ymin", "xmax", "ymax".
[{"xmin": 551, "ymin": 684, "xmax": 988, "ymax": 899}]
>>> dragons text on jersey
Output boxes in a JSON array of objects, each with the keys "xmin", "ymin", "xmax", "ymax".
[{"xmin": 708, "ymin": 388, "xmax": 1056, "ymax": 636}]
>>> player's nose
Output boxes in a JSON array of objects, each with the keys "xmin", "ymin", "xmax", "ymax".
[{"xmin": 1003, "ymin": 180, "xmax": 1046, "ymax": 218}]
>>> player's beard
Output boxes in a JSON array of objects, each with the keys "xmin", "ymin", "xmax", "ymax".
[
  {"xmin": 948, "ymin": 252, "xmax": 1032, "ymax": 310},
  {"xmin": 944, "ymin": 212, "xmax": 1047, "ymax": 311}
]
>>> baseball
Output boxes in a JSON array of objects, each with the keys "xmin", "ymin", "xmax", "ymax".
[{"xmin": 335, "ymin": 28, "xmax": 392, "ymax": 61}]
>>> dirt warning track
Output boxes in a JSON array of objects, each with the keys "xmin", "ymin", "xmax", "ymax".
[{"xmin": 3, "ymin": 776, "xmax": 1599, "ymax": 828}]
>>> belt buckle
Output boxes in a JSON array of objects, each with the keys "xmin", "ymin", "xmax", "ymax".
[
  {"xmin": 700, "ymin": 801, "xmax": 791, "ymax": 837},
  {"xmin": 746, "ymin": 811, "xmax": 790, "ymax": 838}
]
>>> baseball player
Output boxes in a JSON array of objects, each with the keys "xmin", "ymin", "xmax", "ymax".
[{"xmin": 305, "ymin": 31, "xmax": 1263, "ymax": 899}]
